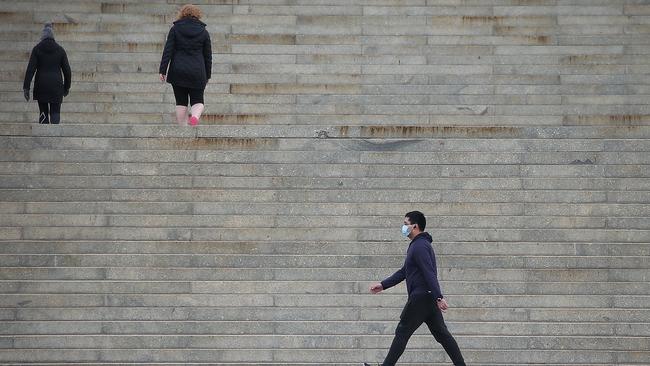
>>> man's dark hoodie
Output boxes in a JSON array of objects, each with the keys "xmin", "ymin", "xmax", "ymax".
[
  {"xmin": 381, "ymin": 232, "xmax": 444, "ymax": 300},
  {"xmin": 159, "ymin": 17, "xmax": 212, "ymax": 89}
]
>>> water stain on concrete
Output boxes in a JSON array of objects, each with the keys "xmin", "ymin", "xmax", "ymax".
[
  {"xmin": 609, "ymin": 115, "xmax": 646, "ymax": 123},
  {"xmin": 184, "ymin": 137, "xmax": 276, "ymax": 150},
  {"xmin": 101, "ymin": 3, "xmax": 126, "ymax": 13},
  {"xmin": 227, "ymin": 34, "xmax": 296, "ymax": 45},
  {"xmin": 201, "ymin": 114, "xmax": 268, "ymax": 125},
  {"xmin": 359, "ymin": 126, "xmax": 519, "ymax": 138},
  {"xmin": 462, "ymin": 16, "xmax": 507, "ymax": 25},
  {"xmin": 52, "ymin": 22, "xmax": 80, "ymax": 32}
]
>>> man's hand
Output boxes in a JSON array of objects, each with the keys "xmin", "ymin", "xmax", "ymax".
[
  {"xmin": 159, "ymin": 74, "xmax": 166, "ymax": 82},
  {"xmin": 369, "ymin": 283, "xmax": 383, "ymax": 294},
  {"xmin": 437, "ymin": 298, "xmax": 449, "ymax": 312}
]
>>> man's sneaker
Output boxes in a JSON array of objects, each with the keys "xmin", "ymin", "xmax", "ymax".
[{"xmin": 364, "ymin": 363, "xmax": 380, "ymax": 366}]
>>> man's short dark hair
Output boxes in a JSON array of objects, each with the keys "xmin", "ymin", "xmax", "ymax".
[{"xmin": 405, "ymin": 211, "xmax": 426, "ymax": 231}]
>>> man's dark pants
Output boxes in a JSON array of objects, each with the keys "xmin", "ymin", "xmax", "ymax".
[{"xmin": 382, "ymin": 295, "xmax": 466, "ymax": 366}]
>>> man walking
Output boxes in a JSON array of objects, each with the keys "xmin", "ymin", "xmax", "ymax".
[{"xmin": 364, "ymin": 211, "xmax": 466, "ymax": 366}]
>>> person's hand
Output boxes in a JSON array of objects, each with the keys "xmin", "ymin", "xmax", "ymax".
[
  {"xmin": 437, "ymin": 298, "xmax": 449, "ymax": 313},
  {"xmin": 23, "ymin": 89, "xmax": 29, "ymax": 101},
  {"xmin": 370, "ymin": 283, "xmax": 383, "ymax": 294},
  {"xmin": 63, "ymin": 89, "xmax": 69, "ymax": 97},
  {"xmin": 159, "ymin": 74, "xmax": 166, "ymax": 82}
]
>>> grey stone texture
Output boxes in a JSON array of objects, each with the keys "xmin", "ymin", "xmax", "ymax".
[{"xmin": 1, "ymin": 0, "xmax": 649, "ymax": 364}]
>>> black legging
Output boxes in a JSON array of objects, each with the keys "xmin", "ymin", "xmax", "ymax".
[
  {"xmin": 383, "ymin": 295, "xmax": 466, "ymax": 366},
  {"xmin": 172, "ymin": 85, "xmax": 204, "ymax": 106},
  {"xmin": 38, "ymin": 102, "xmax": 61, "ymax": 124}
]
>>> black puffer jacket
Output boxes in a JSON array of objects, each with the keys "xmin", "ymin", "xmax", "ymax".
[
  {"xmin": 159, "ymin": 17, "xmax": 212, "ymax": 89},
  {"xmin": 23, "ymin": 38, "xmax": 71, "ymax": 103}
]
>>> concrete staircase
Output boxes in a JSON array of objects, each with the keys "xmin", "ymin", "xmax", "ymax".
[{"xmin": 1, "ymin": 0, "xmax": 649, "ymax": 364}]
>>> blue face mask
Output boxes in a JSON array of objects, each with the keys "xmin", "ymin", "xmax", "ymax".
[{"xmin": 401, "ymin": 224, "xmax": 412, "ymax": 238}]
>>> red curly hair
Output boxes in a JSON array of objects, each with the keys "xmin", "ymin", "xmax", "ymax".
[{"xmin": 177, "ymin": 4, "xmax": 202, "ymax": 20}]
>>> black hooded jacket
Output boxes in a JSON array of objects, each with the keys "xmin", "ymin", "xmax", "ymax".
[
  {"xmin": 159, "ymin": 17, "xmax": 212, "ymax": 89},
  {"xmin": 23, "ymin": 38, "xmax": 71, "ymax": 103}
]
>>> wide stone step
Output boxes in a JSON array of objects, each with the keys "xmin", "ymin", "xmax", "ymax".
[
  {"xmin": 2, "ymin": 333, "xmax": 648, "ymax": 350},
  {"xmin": 1, "ymin": 266, "xmax": 647, "ymax": 282},
  {"xmin": 2, "ymin": 147, "xmax": 650, "ymax": 164},
  {"xmin": 14, "ymin": 124, "xmax": 650, "ymax": 139},
  {"xmin": 1, "ymin": 280, "xmax": 648, "ymax": 296},
  {"xmin": 4, "ymin": 135, "xmax": 638, "ymax": 151},
  {"xmin": 4, "ymin": 227, "xmax": 650, "ymax": 243},
  {"xmin": 1, "ymin": 317, "xmax": 648, "ymax": 335},
  {"xmin": 3, "ymin": 112, "xmax": 648, "ymax": 126},
  {"xmin": 1, "ymin": 253, "xmax": 648, "ymax": 269},
  {"xmin": 0, "ymin": 348, "xmax": 641, "ymax": 365},
  {"xmin": 0, "ymin": 114, "xmax": 581, "ymax": 126},
  {"xmin": 0, "ymin": 187, "xmax": 631, "ymax": 202},
  {"xmin": 3, "ymin": 226, "xmax": 649, "ymax": 243},
  {"xmin": 12, "ymin": 100, "xmax": 648, "ymax": 117},
  {"xmin": 1, "ymin": 240, "xmax": 648, "ymax": 256},
  {"xmin": 0, "ymin": 213, "xmax": 618, "ymax": 230},
  {"xmin": 4, "ymin": 306, "xmax": 650, "ymax": 323},
  {"xmin": 6, "ymin": 175, "xmax": 647, "ymax": 191},
  {"xmin": 0, "ymin": 162, "xmax": 624, "ymax": 179},
  {"xmin": 0, "ymin": 201, "xmax": 528, "ymax": 217},
  {"xmin": 12, "ymin": 91, "xmax": 643, "ymax": 110}
]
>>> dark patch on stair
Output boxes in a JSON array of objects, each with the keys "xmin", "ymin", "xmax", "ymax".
[
  {"xmin": 564, "ymin": 115, "xmax": 649, "ymax": 126},
  {"xmin": 457, "ymin": 106, "xmax": 489, "ymax": 115},
  {"xmin": 316, "ymin": 130, "xmax": 330, "ymax": 139},
  {"xmin": 462, "ymin": 16, "xmax": 507, "ymax": 24},
  {"xmin": 63, "ymin": 14, "xmax": 79, "ymax": 24},
  {"xmin": 227, "ymin": 34, "xmax": 296, "ymax": 45},
  {"xmin": 354, "ymin": 139, "xmax": 425, "ymax": 152},
  {"xmin": 186, "ymin": 137, "xmax": 276, "ymax": 150},
  {"xmin": 101, "ymin": 3, "xmax": 126, "ymax": 13},
  {"xmin": 526, "ymin": 35, "xmax": 551, "ymax": 45},
  {"xmin": 80, "ymin": 72, "xmax": 96, "ymax": 81},
  {"xmin": 102, "ymin": 42, "xmax": 163, "ymax": 53},
  {"xmin": 0, "ymin": 12, "xmax": 31, "ymax": 22},
  {"xmin": 564, "ymin": 55, "xmax": 592, "ymax": 65},
  {"xmin": 52, "ymin": 23, "xmax": 80, "ymax": 32},
  {"xmin": 570, "ymin": 158, "xmax": 595, "ymax": 165},
  {"xmin": 201, "ymin": 114, "xmax": 269, "ymax": 125},
  {"xmin": 359, "ymin": 126, "xmax": 519, "ymax": 138},
  {"xmin": 494, "ymin": 26, "xmax": 515, "ymax": 35},
  {"xmin": 609, "ymin": 115, "xmax": 646, "ymax": 123}
]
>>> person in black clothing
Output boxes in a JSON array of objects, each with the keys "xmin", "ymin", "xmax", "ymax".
[
  {"xmin": 365, "ymin": 211, "xmax": 466, "ymax": 366},
  {"xmin": 23, "ymin": 23, "xmax": 71, "ymax": 124},
  {"xmin": 159, "ymin": 4, "xmax": 212, "ymax": 126}
]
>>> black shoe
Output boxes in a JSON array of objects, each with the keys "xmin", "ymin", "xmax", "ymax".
[
  {"xmin": 39, "ymin": 112, "xmax": 49, "ymax": 124},
  {"xmin": 364, "ymin": 363, "xmax": 379, "ymax": 366},
  {"xmin": 50, "ymin": 112, "xmax": 60, "ymax": 124}
]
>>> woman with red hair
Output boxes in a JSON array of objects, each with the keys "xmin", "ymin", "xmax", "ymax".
[{"xmin": 159, "ymin": 4, "xmax": 212, "ymax": 126}]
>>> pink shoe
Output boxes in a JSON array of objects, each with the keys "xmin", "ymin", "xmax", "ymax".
[{"xmin": 189, "ymin": 116, "xmax": 199, "ymax": 126}]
